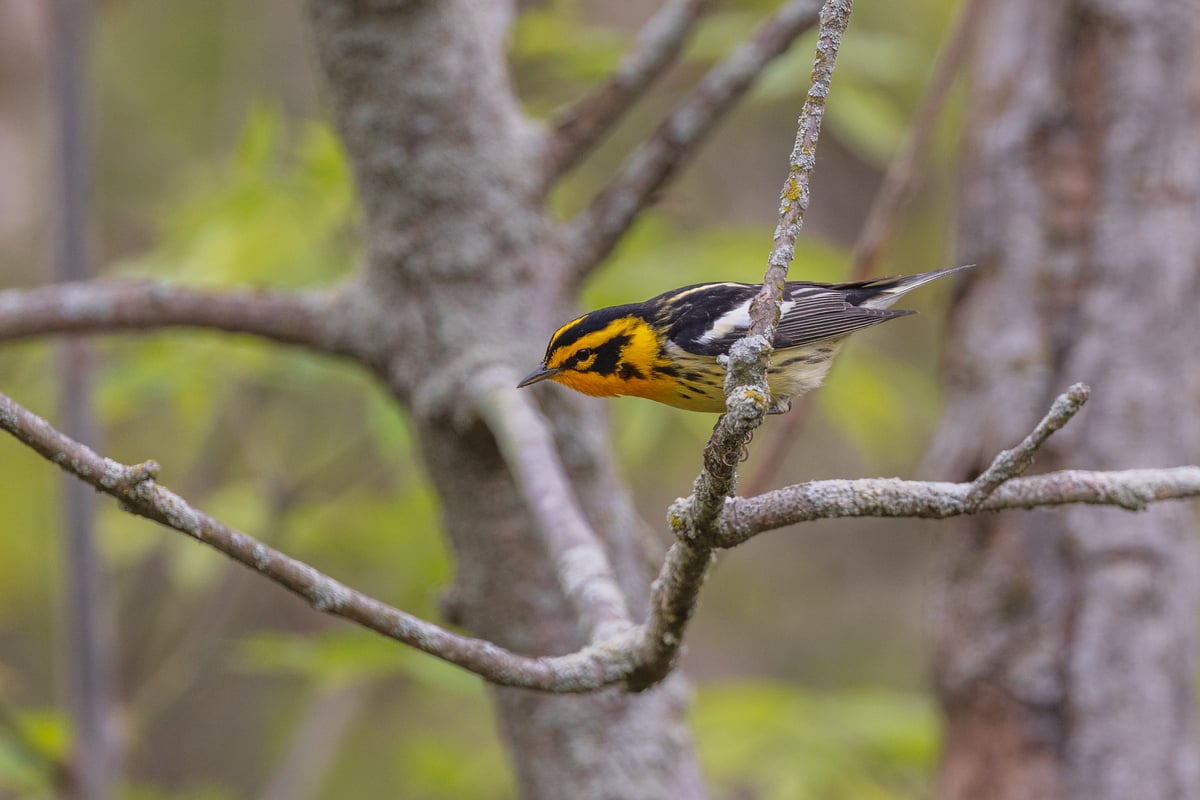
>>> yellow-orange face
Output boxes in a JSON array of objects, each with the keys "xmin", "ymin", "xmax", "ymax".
[{"xmin": 518, "ymin": 306, "xmax": 686, "ymax": 404}]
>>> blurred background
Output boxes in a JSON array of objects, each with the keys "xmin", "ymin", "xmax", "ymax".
[{"xmin": 0, "ymin": 0, "xmax": 967, "ymax": 797}]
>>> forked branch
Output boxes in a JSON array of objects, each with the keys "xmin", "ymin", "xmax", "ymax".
[
  {"xmin": 543, "ymin": 0, "xmax": 709, "ymax": 185},
  {"xmin": 472, "ymin": 367, "xmax": 634, "ymax": 642},
  {"xmin": 632, "ymin": 0, "xmax": 855, "ymax": 689},
  {"xmin": 3, "ymin": 382, "xmax": 1196, "ymax": 693},
  {"xmin": 0, "ymin": 389, "xmax": 633, "ymax": 693},
  {"xmin": 566, "ymin": 0, "xmax": 822, "ymax": 284},
  {"xmin": 721, "ymin": 467, "xmax": 1200, "ymax": 546},
  {"xmin": 965, "ymin": 382, "xmax": 1089, "ymax": 508},
  {"xmin": 741, "ymin": 0, "xmax": 986, "ymax": 493}
]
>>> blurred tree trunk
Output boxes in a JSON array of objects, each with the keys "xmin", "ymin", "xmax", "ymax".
[
  {"xmin": 306, "ymin": 2, "xmax": 703, "ymax": 798},
  {"xmin": 51, "ymin": 1, "xmax": 115, "ymax": 797},
  {"xmin": 928, "ymin": 1, "xmax": 1200, "ymax": 798}
]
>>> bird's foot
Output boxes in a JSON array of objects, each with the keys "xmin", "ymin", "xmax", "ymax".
[{"xmin": 766, "ymin": 396, "xmax": 792, "ymax": 415}]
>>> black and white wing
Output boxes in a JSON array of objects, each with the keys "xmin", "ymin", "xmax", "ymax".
[
  {"xmin": 659, "ymin": 266, "xmax": 968, "ymax": 355},
  {"xmin": 772, "ymin": 286, "xmax": 913, "ymax": 350},
  {"xmin": 677, "ymin": 283, "xmax": 911, "ymax": 354}
]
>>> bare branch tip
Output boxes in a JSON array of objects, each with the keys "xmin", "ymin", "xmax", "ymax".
[
  {"xmin": 1066, "ymin": 382, "xmax": 1091, "ymax": 404},
  {"xmin": 1043, "ymin": 382, "xmax": 1090, "ymax": 433}
]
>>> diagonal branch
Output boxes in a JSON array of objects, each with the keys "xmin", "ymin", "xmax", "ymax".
[
  {"xmin": 472, "ymin": 367, "xmax": 634, "ymax": 642},
  {"xmin": 3, "ymin": 384, "xmax": 1196, "ymax": 693},
  {"xmin": 543, "ymin": 0, "xmax": 709, "ymax": 186},
  {"xmin": 565, "ymin": 0, "xmax": 822, "ymax": 284},
  {"xmin": 848, "ymin": 0, "xmax": 985, "ymax": 280},
  {"xmin": 741, "ymin": 0, "xmax": 987, "ymax": 494},
  {"xmin": 965, "ymin": 382, "xmax": 1089, "ymax": 508},
  {"xmin": 0, "ymin": 388, "xmax": 636, "ymax": 693},
  {"xmin": 630, "ymin": 0, "xmax": 854, "ymax": 690},
  {"xmin": 0, "ymin": 280, "xmax": 362, "ymax": 360},
  {"xmin": 259, "ymin": 682, "xmax": 371, "ymax": 800}
]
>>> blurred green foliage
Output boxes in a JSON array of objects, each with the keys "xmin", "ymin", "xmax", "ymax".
[
  {"xmin": 0, "ymin": 707, "xmax": 68, "ymax": 799},
  {"xmin": 0, "ymin": 0, "xmax": 970, "ymax": 797},
  {"xmin": 513, "ymin": 2, "xmax": 627, "ymax": 90},
  {"xmin": 694, "ymin": 682, "xmax": 937, "ymax": 799},
  {"xmin": 118, "ymin": 105, "xmax": 356, "ymax": 289}
]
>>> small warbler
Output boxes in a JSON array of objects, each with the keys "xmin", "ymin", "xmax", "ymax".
[{"xmin": 519, "ymin": 265, "xmax": 970, "ymax": 413}]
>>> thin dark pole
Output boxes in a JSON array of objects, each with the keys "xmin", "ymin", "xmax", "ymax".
[{"xmin": 49, "ymin": 0, "xmax": 114, "ymax": 798}]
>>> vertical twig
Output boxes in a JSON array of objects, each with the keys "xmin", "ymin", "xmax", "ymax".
[
  {"xmin": 258, "ymin": 682, "xmax": 371, "ymax": 800},
  {"xmin": 49, "ymin": 1, "xmax": 113, "ymax": 798},
  {"xmin": 631, "ymin": 0, "xmax": 855, "ymax": 690},
  {"xmin": 741, "ymin": 0, "xmax": 983, "ymax": 495}
]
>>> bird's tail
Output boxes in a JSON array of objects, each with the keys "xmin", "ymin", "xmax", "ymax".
[{"xmin": 853, "ymin": 263, "xmax": 975, "ymax": 309}]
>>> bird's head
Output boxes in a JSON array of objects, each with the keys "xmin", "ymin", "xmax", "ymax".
[{"xmin": 518, "ymin": 306, "xmax": 662, "ymax": 398}]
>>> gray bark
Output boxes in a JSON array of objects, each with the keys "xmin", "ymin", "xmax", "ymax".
[
  {"xmin": 928, "ymin": 1, "xmax": 1200, "ymax": 798},
  {"xmin": 306, "ymin": 2, "xmax": 704, "ymax": 797}
]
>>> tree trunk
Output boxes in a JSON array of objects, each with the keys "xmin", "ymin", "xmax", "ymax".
[
  {"xmin": 306, "ymin": 2, "xmax": 704, "ymax": 797},
  {"xmin": 929, "ymin": 1, "xmax": 1200, "ymax": 798}
]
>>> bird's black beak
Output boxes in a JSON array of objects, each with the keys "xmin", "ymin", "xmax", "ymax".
[{"xmin": 517, "ymin": 364, "xmax": 561, "ymax": 388}]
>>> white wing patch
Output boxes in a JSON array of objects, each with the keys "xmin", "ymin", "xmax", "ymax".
[{"xmin": 695, "ymin": 299, "xmax": 797, "ymax": 345}]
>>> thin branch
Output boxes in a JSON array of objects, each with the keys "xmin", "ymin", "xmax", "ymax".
[
  {"xmin": 0, "ymin": 388, "xmax": 637, "ymax": 692},
  {"xmin": 472, "ymin": 367, "xmax": 634, "ymax": 642},
  {"xmin": 565, "ymin": 0, "xmax": 822, "ymax": 284},
  {"xmin": 126, "ymin": 463, "xmax": 308, "ymax": 733},
  {"xmin": 720, "ymin": 468, "xmax": 1200, "ymax": 546},
  {"xmin": 723, "ymin": 382, "xmax": 1189, "ymax": 545},
  {"xmin": 259, "ymin": 682, "xmax": 370, "ymax": 800},
  {"xmin": 630, "ymin": 0, "xmax": 854, "ymax": 690},
  {"xmin": 126, "ymin": 433, "xmax": 385, "ymax": 735},
  {"xmin": 2, "ymin": 385, "xmax": 1196, "ymax": 693},
  {"xmin": 543, "ymin": 0, "xmax": 709, "ymax": 186},
  {"xmin": 965, "ymin": 382, "xmax": 1089, "ymax": 508},
  {"xmin": 0, "ymin": 280, "xmax": 359, "ymax": 359},
  {"xmin": 848, "ymin": 0, "xmax": 984, "ymax": 280},
  {"xmin": 740, "ymin": 0, "xmax": 984, "ymax": 492}
]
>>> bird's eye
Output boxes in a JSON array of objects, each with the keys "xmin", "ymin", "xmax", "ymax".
[{"xmin": 574, "ymin": 348, "xmax": 594, "ymax": 363}]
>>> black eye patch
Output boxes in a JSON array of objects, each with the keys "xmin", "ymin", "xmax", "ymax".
[{"xmin": 589, "ymin": 335, "xmax": 630, "ymax": 375}]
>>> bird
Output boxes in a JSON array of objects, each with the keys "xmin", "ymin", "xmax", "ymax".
[{"xmin": 518, "ymin": 264, "xmax": 971, "ymax": 413}]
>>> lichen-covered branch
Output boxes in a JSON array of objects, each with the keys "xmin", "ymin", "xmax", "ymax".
[
  {"xmin": 720, "ymin": 468, "xmax": 1200, "ymax": 545},
  {"xmin": 0, "ymin": 280, "xmax": 362, "ymax": 361},
  {"xmin": 3, "ymin": 385, "xmax": 1195, "ymax": 693},
  {"xmin": 0, "ymin": 388, "xmax": 633, "ymax": 692},
  {"xmin": 631, "ymin": 0, "xmax": 854, "ymax": 690},
  {"xmin": 472, "ymin": 367, "xmax": 634, "ymax": 642},
  {"xmin": 543, "ymin": 0, "xmax": 709, "ymax": 185},
  {"xmin": 739, "ymin": 0, "xmax": 984, "ymax": 491},
  {"xmin": 965, "ymin": 382, "xmax": 1089, "ymax": 508},
  {"xmin": 565, "ymin": 0, "xmax": 822, "ymax": 283},
  {"xmin": 685, "ymin": 0, "xmax": 854, "ymax": 537}
]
